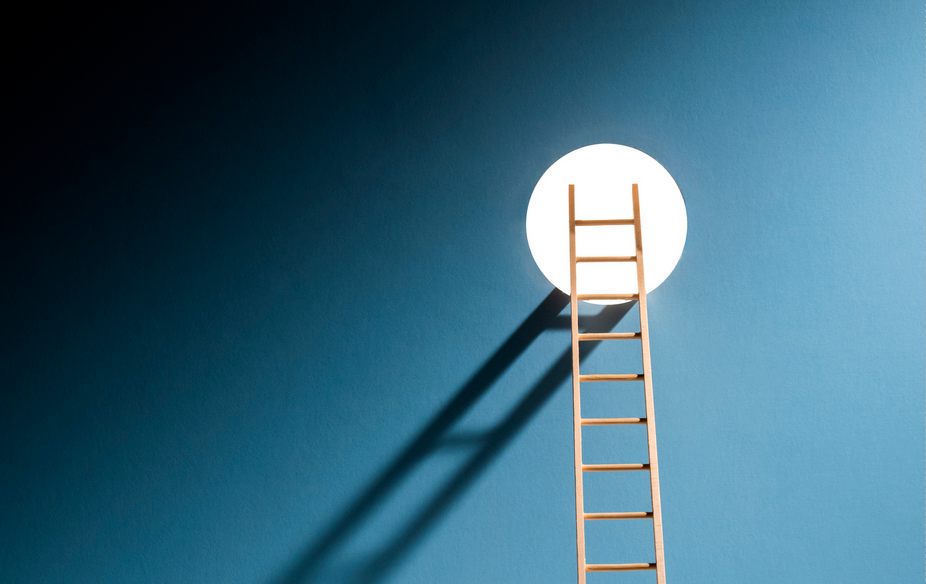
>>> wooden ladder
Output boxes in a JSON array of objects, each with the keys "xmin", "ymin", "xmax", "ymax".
[{"xmin": 568, "ymin": 183, "xmax": 667, "ymax": 583}]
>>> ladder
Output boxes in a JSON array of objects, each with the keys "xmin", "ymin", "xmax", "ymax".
[{"xmin": 568, "ymin": 183, "xmax": 666, "ymax": 583}]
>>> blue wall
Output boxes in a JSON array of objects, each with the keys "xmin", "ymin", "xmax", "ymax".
[{"xmin": 2, "ymin": 1, "xmax": 920, "ymax": 582}]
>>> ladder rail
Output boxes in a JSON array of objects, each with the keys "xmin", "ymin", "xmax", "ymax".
[
  {"xmin": 632, "ymin": 184, "xmax": 667, "ymax": 584},
  {"xmin": 568, "ymin": 185, "xmax": 587, "ymax": 583}
]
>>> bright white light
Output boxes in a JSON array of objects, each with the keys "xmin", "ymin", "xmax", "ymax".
[{"xmin": 526, "ymin": 144, "xmax": 687, "ymax": 305}]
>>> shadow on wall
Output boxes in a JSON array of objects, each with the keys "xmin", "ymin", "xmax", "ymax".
[{"xmin": 275, "ymin": 290, "xmax": 634, "ymax": 584}]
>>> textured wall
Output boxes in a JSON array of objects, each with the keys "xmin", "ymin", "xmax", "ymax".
[{"xmin": 2, "ymin": 1, "xmax": 920, "ymax": 583}]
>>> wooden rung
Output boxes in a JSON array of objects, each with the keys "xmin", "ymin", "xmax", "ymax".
[
  {"xmin": 574, "ymin": 219, "xmax": 635, "ymax": 226},
  {"xmin": 586, "ymin": 563, "xmax": 657, "ymax": 572},
  {"xmin": 577, "ymin": 332, "xmax": 641, "ymax": 341},
  {"xmin": 582, "ymin": 463, "xmax": 650, "ymax": 472},
  {"xmin": 584, "ymin": 512, "xmax": 653, "ymax": 520},
  {"xmin": 579, "ymin": 374, "xmax": 643, "ymax": 382},
  {"xmin": 575, "ymin": 256, "xmax": 636, "ymax": 263},
  {"xmin": 581, "ymin": 417, "xmax": 646, "ymax": 425},
  {"xmin": 576, "ymin": 294, "xmax": 638, "ymax": 301}
]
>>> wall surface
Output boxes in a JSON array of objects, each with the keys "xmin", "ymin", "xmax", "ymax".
[{"xmin": 2, "ymin": 1, "xmax": 921, "ymax": 583}]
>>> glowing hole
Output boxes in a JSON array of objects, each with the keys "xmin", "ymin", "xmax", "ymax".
[{"xmin": 526, "ymin": 144, "xmax": 687, "ymax": 305}]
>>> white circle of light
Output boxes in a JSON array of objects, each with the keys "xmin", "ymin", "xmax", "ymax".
[{"xmin": 526, "ymin": 144, "xmax": 687, "ymax": 305}]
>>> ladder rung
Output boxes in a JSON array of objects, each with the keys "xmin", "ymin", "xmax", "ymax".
[
  {"xmin": 584, "ymin": 512, "xmax": 653, "ymax": 520},
  {"xmin": 574, "ymin": 219, "xmax": 635, "ymax": 226},
  {"xmin": 576, "ymin": 294, "xmax": 638, "ymax": 301},
  {"xmin": 575, "ymin": 255, "xmax": 636, "ymax": 263},
  {"xmin": 579, "ymin": 374, "xmax": 643, "ymax": 382},
  {"xmin": 582, "ymin": 463, "xmax": 650, "ymax": 472},
  {"xmin": 577, "ymin": 332, "xmax": 641, "ymax": 341},
  {"xmin": 586, "ymin": 563, "xmax": 657, "ymax": 572},
  {"xmin": 581, "ymin": 417, "xmax": 646, "ymax": 425}
]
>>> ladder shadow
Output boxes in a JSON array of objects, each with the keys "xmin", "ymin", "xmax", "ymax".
[{"xmin": 274, "ymin": 290, "xmax": 634, "ymax": 584}]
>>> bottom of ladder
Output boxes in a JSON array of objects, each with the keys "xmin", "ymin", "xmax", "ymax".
[{"xmin": 586, "ymin": 563, "xmax": 657, "ymax": 572}]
